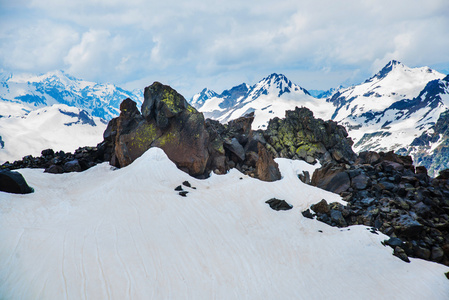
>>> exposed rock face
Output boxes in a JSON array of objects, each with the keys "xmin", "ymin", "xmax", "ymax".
[
  {"xmin": 263, "ymin": 107, "xmax": 356, "ymax": 164},
  {"xmin": 307, "ymin": 150, "xmax": 449, "ymax": 266},
  {"xmin": 0, "ymin": 169, "xmax": 33, "ymax": 194}
]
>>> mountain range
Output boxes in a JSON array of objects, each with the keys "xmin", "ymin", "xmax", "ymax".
[
  {"xmin": 0, "ymin": 70, "xmax": 143, "ymax": 163},
  {"xmin": 1, "ymin": 61, "xmax": 448, "ymax": 176},
  {"xmin": 191, "ymin": 61, "xmax": 449, "ymax": 176}
]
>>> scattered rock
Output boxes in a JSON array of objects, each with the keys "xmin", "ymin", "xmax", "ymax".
[
  {"xmin": 302, "ymin": 209, "xmax": 314, "ymax": 219},
  {"xmin": 182, "ymin": 181, "xmax": 191, "ymax": 188},
  {"xmin": 179, "ymin": 191, "xmax": 188, "ymax": 197},
  {"xmin": 174, "ymin": 185, "xmax": 183, "ymax": 191},
  {"xmin": 310, "ymin": 199, "xmax": 330, "ymax": 214},
  {"xmin": 265, "ymin": 198, "xmax": 293, "ymax": 211}
]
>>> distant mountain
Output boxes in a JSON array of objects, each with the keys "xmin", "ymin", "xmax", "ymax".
[
  {"xmin": 0, "ymin": 70, "xmax": 143, "ymax": 120},
  {"xmin": 328, "ymin": 60, "xmax": 446, "ymax": 153},
  {"xmin": 191, "ymin": 61, "xmax": 449, "ymax": 175},
  {"xmin": 0, "ymin": 104, "xmax": 106, "ymax": 163},
  {"xmin": 0, "ymin": 69, "xmax": 144, "ymax": 163},
  {"xmin": 308, "ymin": 86, "xmax": 341, "ymax": 99},
  {"xmin": 191, "ymin": 73, "xmax": 334, "ymax": 129}
]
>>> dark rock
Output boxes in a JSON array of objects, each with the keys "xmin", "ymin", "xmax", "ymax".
[
  {"xmin": 174, "ymin": 185, "xmax": 183, "ymax": 191},
  {"xmin": 431, "ymin": 246, "xmax": 444, "ymax": 262},
  {"xmin": 182, "ymin": 181, "xmax": 191, "ymax": 188},
  {"xmin": 112, "ymin": 84, "xmax": 211, "ymax": 177},
  {"xmin": 394, "ymin": 246, "xmax": 410, "ymax": 263},
  {"xmin": 415, "ymin": 246, "xmax": 431, "ymax": 260},
  {"xmin": 256, "ymin": 142, "xmax": 281, "ymax": 182},
  {"xmin": 396, "ymin": 215, "xmax": 424, "ymax": 237},
  {"xmin": 263, "ymin": 107, "xmax": 356, "ymax": 163},
  {"xmin": 63, "ymin": 160, "xmax": 82, "ymax": 173},
  {"xmin": 385, "ymin": 237, "xmax": 403, "ymax": 248},
  {"xmin": 298, "ymin": 171, "xmax": 311, "ymax": 184},
  {"xmin": 179, "ymin": 191, "xmax": 188, "ymax": 197},
  {"xmin": 416, "ymin": 166, "xmax": 428, "ymax": 175},
  {"xmin": 265, "ymin": 198, "xmax": 293, "ymax": 211},
  {"xmin": 302, "ymin": 209, "xmax": 314, "ymax": 219},
  {"xmin": 330, "ymin": 210, "xmax": 347, "ymax": 227},
  {"xmin": 436, "ymin": 169, "xmax": 449, "ymax": 180},
  {"xmin": 224, "ymin": 138, "xmax": 246, "ymax": 161},
  {"xmin": 0, "ymin": 169, "xmax": 33, "ymax": 194},
  {"xmin": 311, "ymin": 199, "xmax": 330, "ymax": 214},
  {"xmin": 311, "ymin": 163, "xmax": 350, "ymax": 194},
  {"xmin": 44, "ymin": 165, "xmax": 64, "ymax": 174},
  {"xmin": 41, "ymin": 148, "xmax": 55, "ymax": 157},
  {"xmin": 351, "ymin": 173, "xmax": 370, "ymax": 190}
]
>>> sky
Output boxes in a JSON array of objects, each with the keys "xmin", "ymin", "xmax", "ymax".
[{"xmin": 1, "ymin": 0, "xmax": 449, "ymax": 98}]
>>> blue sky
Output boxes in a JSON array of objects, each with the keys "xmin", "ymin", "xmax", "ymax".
[{"xmin": 1, "ymin": 0, "xmax": 449, "ymax": 98}]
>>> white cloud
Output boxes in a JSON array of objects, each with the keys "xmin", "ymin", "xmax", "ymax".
[{"xmin": 1, "ymin": 0, "xmax": 448, "ymax": 97}]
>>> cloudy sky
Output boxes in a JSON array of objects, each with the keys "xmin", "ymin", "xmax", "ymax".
[{"xmin": 1, "ymin": 0, "xmax": 449, "ymax": 98}]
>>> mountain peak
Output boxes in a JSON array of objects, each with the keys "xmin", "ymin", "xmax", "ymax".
[{"xmin": 371, "ymin": 60, "xmax": 405, "ymax": 81}]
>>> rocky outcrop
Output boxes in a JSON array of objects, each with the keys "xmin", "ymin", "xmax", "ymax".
[
  {"xmin": 0, "ymin": 169, "xmax": 33, "ymax": 194},
  {"xmin": 105, "ymin": 85, "xmax": 211, "ymax": 177},
  {"xmin": 263, "ymin": 107, "xmax": 356, "ymax": 164},
  {"xmin": 307, "ymin": 150, "xmax": 449, "ymax": 266},
  {"xmin": 103, "ymin": 82, "xmax": 281, "ymax": 181}
]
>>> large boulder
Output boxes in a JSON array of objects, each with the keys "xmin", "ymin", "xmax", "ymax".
[
  {"xmin": 0, "ymin": 169, "xmax": 33, "ymax": 194},
  {"xmin": 111, "ymin": 83, "xmax": 211, "ymax": 177},
  {"xmin": 311, "ymin": 162, "xmax": 350, "ymax": 194}
]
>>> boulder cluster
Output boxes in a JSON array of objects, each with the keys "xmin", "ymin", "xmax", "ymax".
[
  {"xmin": 305, "ymin": 150, "xmax": 449, "ymax": 266},
  {"xmin": 262, "ymin": 107, "xmax": 356, "ymax": 164},
  {"xmin": 1, "ymin": 146, "xmax": 106, "ymax": 174}
]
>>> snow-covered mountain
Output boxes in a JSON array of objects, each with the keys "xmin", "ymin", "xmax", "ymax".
[
  {"xmin": 328, "ymin": 60, "xmax": 446, "ymax": 153},
  {"xmin": 0, "ymin": 70, "xmax": 144, "ymax": 163},
  {"xmin": 191, "ymin": 73, "xmax": 334, "ymax": 129},
  {"xmin": 0, "ymin": 70, "xmax": 143, "ymax": 120},
  {"xmin": 0, "ymin": 104, "xmax": 106, "ymax": 163},
  {"xmin": 192, "ymin": 62, "xmax": 449, "ymax": 174},
  {"xmin": 1, "ymin": 148, "xmax": 448, "ymax": 298}
]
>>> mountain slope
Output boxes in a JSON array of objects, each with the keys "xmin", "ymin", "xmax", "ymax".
[
  {"xmin": 192, "ymin": 73, "xmax": 334, "ymax": 129},
  {"xmin": 396, "ymin": 75, "xmax": 449, "ymax": 176},
  {"xmin": 328, "ymin": 61, "xmax": 446, "ymax": 152},
  {"xmin": 0, "ymin": 70, "xmax": 143, "ymax": 120},
  {"xmin": 1, "ymin": 148, "xmax": 448, "ymax": 298},
  {"xmin": 0, "ymin": 104, "xmax": 106, "ymax": 163}
]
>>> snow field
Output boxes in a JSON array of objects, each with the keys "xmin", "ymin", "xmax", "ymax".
[{"xmin": 0, "ymin": 148, "xmax": 448, "ymax": 299}]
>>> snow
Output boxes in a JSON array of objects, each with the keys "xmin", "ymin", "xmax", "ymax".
[
  {"xmin": 1, "ymin": 148, "xmax": 447, "ymax": 299},
  {"xmin": 0, "ymin": 104, "xmax": 106, "ymax": 163}
]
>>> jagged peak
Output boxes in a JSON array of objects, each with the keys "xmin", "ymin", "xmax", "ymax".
[{"xmin": 250, "ymin": 73, "xmax": 309, "ymax": 98}]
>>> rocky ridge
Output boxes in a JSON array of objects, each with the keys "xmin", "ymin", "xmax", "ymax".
[{"xmin": 305, "ymin": 151, "xmax": 449, "ymax": 266}]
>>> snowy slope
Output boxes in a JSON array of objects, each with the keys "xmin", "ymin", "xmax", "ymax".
[
  {"xmin": 0, "ymin": 70, "xmax": 143, "ymax": 120},
  {"xmin": 328, "ymin": 61, "xmax": 446, "ymax": 152},
  {"xmin": 192, "ymin": 74, "xmax": 334, "ymax": 130},
  {"xmin": 0, "ymin": 148, "xmax": 448, "ymax": 299},
  {"xmin": 0, "ymin": 104, "xmax": 106, "ymax": 163}
]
